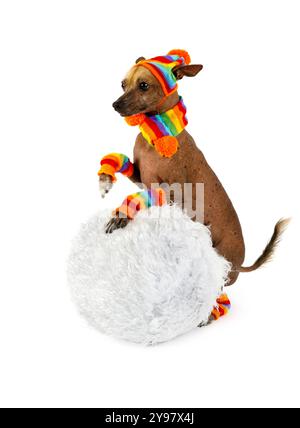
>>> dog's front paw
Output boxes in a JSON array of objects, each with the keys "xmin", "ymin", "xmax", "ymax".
[
  {"xmin": 99, "ymin": 174, "xmax": 114, "ymax": 198},
  {"xmin": 105, "ymin": 216, "xmax": 131, "ymax": 234}
]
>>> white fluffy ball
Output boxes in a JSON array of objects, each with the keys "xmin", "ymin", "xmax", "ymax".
[{"xmin": 68, "ymin": 205, "xmax": 230, "ymax": 345}]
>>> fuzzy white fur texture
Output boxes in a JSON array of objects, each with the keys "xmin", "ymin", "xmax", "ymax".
[{"xmin": 68, "ymin": 205, "xmax": 231, "ymax": 345}]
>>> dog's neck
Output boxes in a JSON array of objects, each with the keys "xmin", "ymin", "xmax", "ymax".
[{"xmin": 149, "ymin": 92, "xmax": 180, "ymax": 116}]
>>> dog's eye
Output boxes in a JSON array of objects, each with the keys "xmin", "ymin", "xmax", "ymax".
[
  {"xmin": 139, "ymin": 82, "xmax": 149, "ymax": 91},
  {"xmin": 121, "ymin": 81, "xmax": 126, "ymax": 91}
]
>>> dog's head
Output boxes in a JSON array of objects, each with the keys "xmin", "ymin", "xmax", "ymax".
[{"xmin": 112, "ymin": 50, "xmax": 203, "ymax": 117}]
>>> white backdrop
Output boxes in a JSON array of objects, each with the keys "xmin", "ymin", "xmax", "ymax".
[{"xmin": 0, "ymin": 0, "xmax": 299, "ymax": 408}]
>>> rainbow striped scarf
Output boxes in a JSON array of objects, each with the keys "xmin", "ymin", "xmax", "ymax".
[{"xmin": 125, "ymin": 97, "xmax": 188, "ymax": 158}]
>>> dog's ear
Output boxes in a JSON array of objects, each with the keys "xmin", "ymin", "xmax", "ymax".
[
  {"xmin": 136, "ymin": 57, "xmax": 146, "ymax": 64},
  {"xmin": 172, "ymin": 64, "xmax": 203, "ymax": 80}
]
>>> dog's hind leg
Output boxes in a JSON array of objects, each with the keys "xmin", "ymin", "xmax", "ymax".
[{"xmin": 214, "ymin": 237, "xmax": 245, "ymax": 286}]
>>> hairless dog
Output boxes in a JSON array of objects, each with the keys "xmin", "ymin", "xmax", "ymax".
[{"xmin": 98, "ymin": 50, "xmax": 288, "ymax": 285}]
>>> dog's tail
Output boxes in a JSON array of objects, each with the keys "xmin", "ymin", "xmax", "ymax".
[{"xmin": 237, "ymin": 218, "xmax": 290, "ymax": 273}]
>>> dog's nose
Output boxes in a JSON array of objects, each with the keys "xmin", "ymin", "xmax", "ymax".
[{"xmin": 113, "ymin": 101, "xmax": 121, "ymax": 111}]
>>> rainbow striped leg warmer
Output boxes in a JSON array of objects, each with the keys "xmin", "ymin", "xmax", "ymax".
[
  {"xmin": 114, "ymin": 188, "xmax": 166, "ymax": 220},
  {"xmin": 98, "ymin": 153, "xmax": 134, "ymax": 182},
  {"xmin": 211, "ymin": 294, "xmax": 231, "ymax": 321}
]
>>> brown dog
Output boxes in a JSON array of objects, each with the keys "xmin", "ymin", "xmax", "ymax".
[{"xmin": 99, "ymin": 55, "xmax": 288, "ymax": 285}]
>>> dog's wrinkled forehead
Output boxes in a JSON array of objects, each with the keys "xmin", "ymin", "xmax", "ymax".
[{"xmin": 124, "ymin": 66, "xmax": 160, "ymax": 90}]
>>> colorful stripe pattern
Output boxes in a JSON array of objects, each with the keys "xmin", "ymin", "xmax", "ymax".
[
  {"xmin": 211, "ymin": 294, "xmax": 231, "ymax": 321},
  {"xmin": 115, "ymin": 188, "xmax": 166, "ymax": 220},
  {"xmin": 140, "ymin": 97, "xmax": 188, "ymax": 145},
  {"xmin": 125, "ymin": 97, "xmax": 188, "ymax": 158},
  {"xmin": 138, "ymin": 53, "xmax": 188, "ymax": 96},
  {"xmin": 98, "ymin": 153, "xmax": 134, "ymax": 182}
]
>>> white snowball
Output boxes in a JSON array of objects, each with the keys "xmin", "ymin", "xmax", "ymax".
[{"xmin": 68, "ymin": 205, "xmax": 231, "ymax": 345}]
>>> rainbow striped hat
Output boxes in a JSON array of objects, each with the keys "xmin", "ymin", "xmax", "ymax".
[{"xmin": 136, "ymin": 50, "xmax": 191, "ymax": 96}]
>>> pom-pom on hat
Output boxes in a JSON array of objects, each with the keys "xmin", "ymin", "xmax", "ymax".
[{"xmin": 136, "ymin": 49, "xmax": 191, "ymax": 96}]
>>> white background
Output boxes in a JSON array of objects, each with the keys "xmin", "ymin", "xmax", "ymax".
[{"xmin": 0, "ymin": 0, "xmax": 299, "ymax": 409}]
